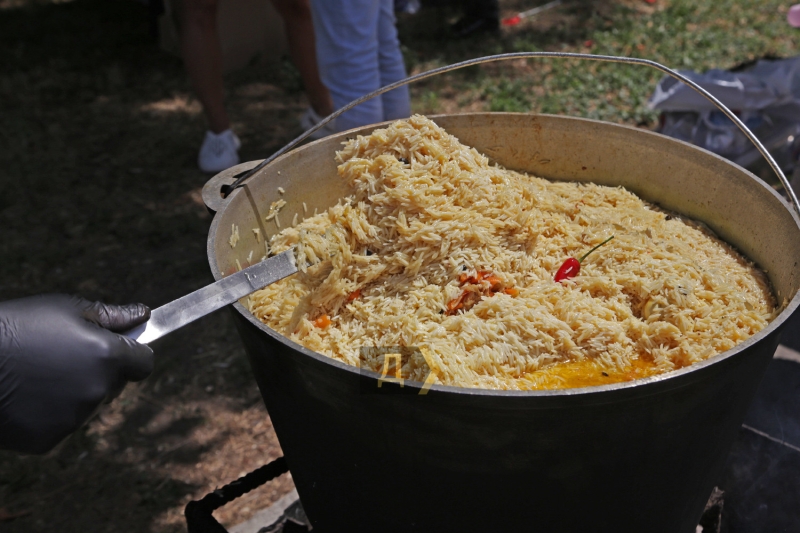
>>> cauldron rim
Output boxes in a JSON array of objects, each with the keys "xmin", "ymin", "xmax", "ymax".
[{"xmin": 227, "ymin": 296, "xmax": 798, "ymax": 399}]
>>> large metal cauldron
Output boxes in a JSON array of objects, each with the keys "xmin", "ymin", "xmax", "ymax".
[{"xmin": 202, "ymin": 112, "xmax": 800, "ymax": 532}]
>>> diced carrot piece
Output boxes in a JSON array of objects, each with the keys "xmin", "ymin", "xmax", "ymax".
[
  {"xmin": 486, "ymin": 275, "xmax": 502, "ymax": 289},
  {"xmin": 446, "ymin": 290, "xmax": 468, "ymax": 314},
  {"xmin": 314, "ymin": 314, "xmax": 331, "ymax": 328},
  {"xmin": 347, "ymin": 289, "xmax": 361, "ymax": 302},
  {"xmin": 504, "ymin": 287, "xmax": 519, "ymax": 296}
]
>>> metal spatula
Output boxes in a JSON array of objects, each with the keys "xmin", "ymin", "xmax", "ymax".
[{"xmin": 123, "ymin": 249, "xmax": 297, "ymax": 344}]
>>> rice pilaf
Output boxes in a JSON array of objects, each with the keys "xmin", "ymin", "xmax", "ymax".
[{"xmin": 248, "ymin": 115, "xmax": 777, "ymax": 390}]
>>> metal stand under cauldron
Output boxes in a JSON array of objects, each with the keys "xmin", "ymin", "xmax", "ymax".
[{"xmin": 183, "ymin": 462, "xmax": 722, "ymax": 533}]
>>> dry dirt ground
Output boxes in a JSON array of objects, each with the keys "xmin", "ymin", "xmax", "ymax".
[
  {"xmin": 0, "ymin": 0, "xmax": 312, "ymax": 530},
  {"xmin": 0, "ymin": 0, "xmax": 774, "ymax": 530}
]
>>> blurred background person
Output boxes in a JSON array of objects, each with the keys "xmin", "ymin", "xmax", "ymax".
[
  {"xmin": 271, "ymin": 0, "xmax": 335, "ymax": 137},
  {"xmin": 173, "ymin": 0, "xmax": 333, "ymax": 173},
  {"xmin": 308, "ymin": 0, "xmax": 411, "ymax": 133}
]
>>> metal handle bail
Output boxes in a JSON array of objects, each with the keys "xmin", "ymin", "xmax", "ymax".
[{"xmin": 221, "ymin": 52, "xmax": 800, "ymax": 216}]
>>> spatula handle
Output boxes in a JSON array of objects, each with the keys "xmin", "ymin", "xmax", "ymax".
[{"xmin": 124, "ymin": 249, "xmax": 297, "ymax": 344}]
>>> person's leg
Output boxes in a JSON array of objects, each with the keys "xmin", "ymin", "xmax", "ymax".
[
  {"xmin": 269, "ymin": 0, "xmax": 333, "ymax": 117},
  {"xmin": 173, "ymin": 0, "xmax": 230, "ymax": 133},
  {"xmin": 173, "ymin": 0, "xmax": 239, "ymax": 172},
  {"xmin": 376, "ymin": 0, "xmax": 410, "ymax": 121},
  {"xmin": 308, "ymin": 0, "xmax": 383, "ymax": 132}
]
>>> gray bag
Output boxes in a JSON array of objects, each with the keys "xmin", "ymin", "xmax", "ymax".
[{"xmin": 649, "ymin": 56, "xmax": 800, "ymax": 173}]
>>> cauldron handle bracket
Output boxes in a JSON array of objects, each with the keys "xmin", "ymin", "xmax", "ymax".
[
  {"xmin": 202, "ymin": 159, "xmax": 265, "ymax": 214},
  {"xmin": 217, "ymin": 52, "xmax": 800, "ymax": 215}
]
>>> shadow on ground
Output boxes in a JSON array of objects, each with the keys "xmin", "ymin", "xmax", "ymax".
[{"xmin": 0, "ymin": 0, "xmax": 299, "ymax": 530}]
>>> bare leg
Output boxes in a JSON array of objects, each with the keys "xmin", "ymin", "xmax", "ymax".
[
  {"xmin": 174, "ymin": 0, "xmax": 230, "ymax": 133},
  {"xmin": 270, "ymin": 0, "xmax": 333, "ymax": 116}
]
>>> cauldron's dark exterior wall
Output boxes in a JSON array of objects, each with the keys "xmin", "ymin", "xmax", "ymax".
[
  {"xmin": 205, "ymin": 114, "xmax": 800, "ymax": 532},
  {"xmin": 232, "ymin": 306, "xmax": 781, "ymax": 532}
]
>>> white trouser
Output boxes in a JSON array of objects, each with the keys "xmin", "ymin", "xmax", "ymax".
[{"xmin": 309, "ymin": 0, "xmax": 412, "ymax": 132}]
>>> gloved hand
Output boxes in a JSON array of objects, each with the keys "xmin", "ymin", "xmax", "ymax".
[{"xmin": 0, "ymin": 294, "xmax": 154, "ymax": 454}]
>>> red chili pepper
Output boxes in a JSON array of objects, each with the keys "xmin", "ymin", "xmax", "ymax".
[
  {"xmin": 554, "ymin": 236, "xmax": 614, "ymax": 282},
  {"xmin": 554, "ymin": 257, "xmax": 581, "ymax": 282}
]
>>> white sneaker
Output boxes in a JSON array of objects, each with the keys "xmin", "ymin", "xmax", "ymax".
[
  {"xmin": 198, "ymin": 129, "xmax": 241, "ymax": 173},
  {"xmin": 300, "ymin": 107, "xmax": 337, "ymax": 140}
]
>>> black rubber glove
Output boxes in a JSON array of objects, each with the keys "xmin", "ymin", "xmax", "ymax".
[{"xmin": 0, "ymin": 294, "xmax": 153, "ymax": 454}]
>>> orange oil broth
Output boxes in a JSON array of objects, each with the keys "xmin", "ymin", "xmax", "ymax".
[{"xmin": 529, "ymin": 357, "xmax": 662, "ymax": 390}]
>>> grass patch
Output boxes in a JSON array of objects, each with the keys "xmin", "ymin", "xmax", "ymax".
[
  {"xmin": 399, "ymin": 0, "xmax": 800, "ymax": 127},
  {"xmin": 485, "ymin": 78, "xmax": 532, "ymax": 112}
]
